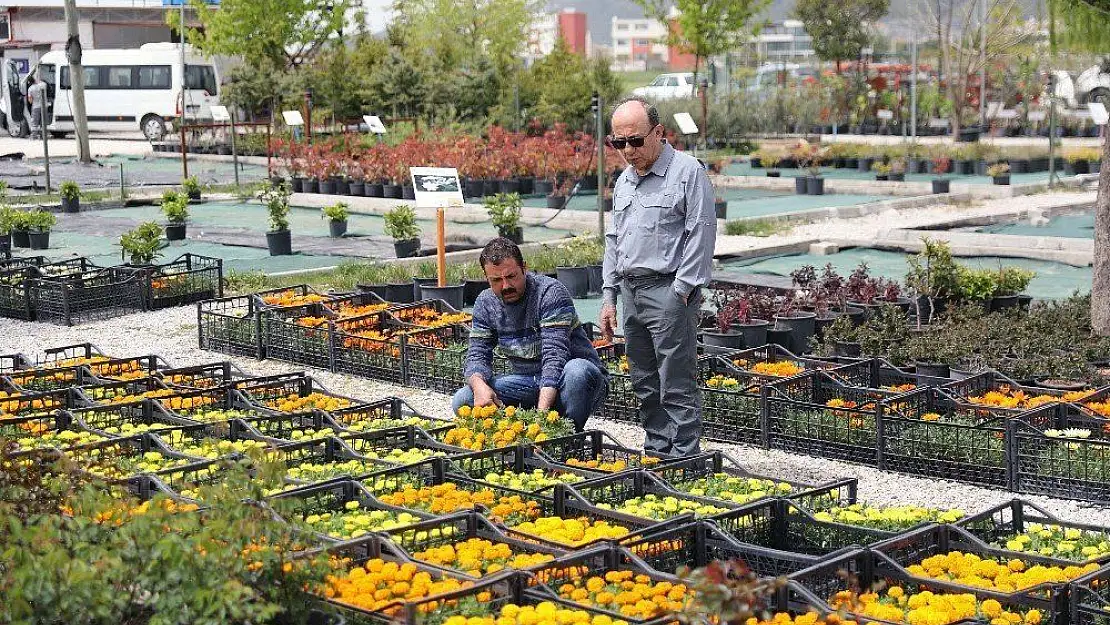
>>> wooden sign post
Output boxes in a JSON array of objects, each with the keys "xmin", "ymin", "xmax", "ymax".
[{"xmin": 410, "ymin": 167, "xmax": 464, "ymax": 289}]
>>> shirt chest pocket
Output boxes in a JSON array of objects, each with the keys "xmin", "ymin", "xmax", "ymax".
[{"xmin": 637, "ymin": 191, "xmax": 683, "ymax": 231}]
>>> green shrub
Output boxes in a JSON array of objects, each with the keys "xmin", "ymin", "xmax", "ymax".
[
  {"xmin": 322, "ymin": 202, "xmax": 350, "ymax": 222},
  {"xmin": 484, "ymin": 193, "xmax": 522, "ymax": 232},
  {"xmin": 258, "ymin": 182, "xmax": 291, "ymax": 232},
  {"xmin": 60, "ymin": 181, "xmax": 80, "ymax": 201},
  {"xmin": 383, "ymin": 204, "xmax": 420, "ymax": 240},
  {"xmin": 27, "ymin": 209, "xmax": 56, "ymax": 232},
  {"xmin": 119, "ymin": 221, "xmax": 167, "ymax": 264},
  {"xmin": 161, "ymin": 191, "xmax": 189, "ymax": 224}
]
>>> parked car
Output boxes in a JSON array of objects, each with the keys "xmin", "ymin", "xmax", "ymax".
[{"xmin": 631, "ymin": 73, "xmax": 696, "ymax": 100}]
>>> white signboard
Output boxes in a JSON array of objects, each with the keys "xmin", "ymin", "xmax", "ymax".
[
  {"xmin": 1089, "ymin": 102, "xmax": 1109, "ymax": 125},
  {"xmin": 410, "ymin": 167, "xmax": 464, "ymax": 209},
  {"xmin": 1028, "ymin": 110, "xmax": 1047, "ymax": 122},
  {"xmin": 210, "ymin": 105, "xmax": 230, "ymax": 122},
  {"xmin": 877, "ymin": 109, "xmax": 894, "ymax": 120},
  {"xmin": 363, "ymin": 115, "xmax": 387, "ymax": 134},
  {"xmin": 673, "ymin": 112, "xmax": 699, "ymax": 135},
  {"xmin": 282, "ymin": 110, "xmax": 304, "ymax": 126},
  {"xmin": 996, "ymin": 109, "xmax": 1019, "ymax": 120},
  {"xmin": 987, "ymin": 101, "xmax": 1003, "ymax": 119}
]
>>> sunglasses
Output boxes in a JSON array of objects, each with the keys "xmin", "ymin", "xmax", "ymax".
[{"xmin": 607, "ymin": 126, "xmax": 658, "ymax": 150}]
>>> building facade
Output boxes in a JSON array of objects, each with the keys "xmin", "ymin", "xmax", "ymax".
[
  {"xmin": 526, "ymin": 8, "xmax": 590, "ymax": 63},
  {"xmin": 610, "ymin": 15, "xmax": 669, "ymax": 71},
  {"xmin": 748, "ymin": 20, "xmax": 815, "ymax": 64}
]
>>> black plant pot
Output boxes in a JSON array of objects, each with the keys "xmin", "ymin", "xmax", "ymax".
[
  {"xmin": 914, "ymin": 296, "xmax": 947, "ymax": 324},
  {"xmin": 737, "ymin": 319, "xmax": 771, "ymax": 348},
  {"xmin": 329, "ymin": 220, "xmax": 348, "ymax": 238},
  {"xmin": 1010, "ymin": 159, "xmax": 1030, "ymax": 174},
  {"xmin": 988, "ymin": 294, "xmax": 1019, "ymax": 313},
  {"xmin": 814, "ymin": 311, "xmax": 841, "ymax": 337},
  {"xmin": 319, "ymin": 180, "xmax": 337, "ymax": 195},
  {"xmin": 357, "ymin": 283, "xmax": 390, "ymax": 301},
  {"xmin": 714, "ymin": 200, "xmax": 728, "ymax": 219},
  {"xmin": 187, "ymin": 190, "xmax": 201, "ymax": 201},
  {"xmin": 366, "ymin": 183, "xmax": 384, "ymax": 198},
  {"xmin": 420, "ymin": 284, "xmax": 465, "ymax": 310},
  {"xmin": 402, "ymin": 185, "xmax": 416, "ymax": 200},
  {"xmin": 412, "ymin": 276, "xmax": 438, "ymax": 301},
  {"xmin": 889, "ymin": 173, "xmax": 905, "ymax": 182},
  {"xmin": 394, "ymin": 237, "xmax": 420, "ymax": 258},
  {"xmin": 794, "ymin": 177, "xmax": 809, "ymax": 195},
  {"xmin": 955, "ymin": 160, "xmax": 975, "ymax": 175},
  {"xmin": 534, "ymin": 180, "xmax": 554, "ymax": 196},
  {"xmin": 751, "ymin": 157, "xmax": 763, "ymax": 168},
  {"xmin": 334, "ymin": 179, "xmax": 350, "ymax": 195},
  {"xmin": 267, "ymin": 230, "xmax": 292, "ymax": 256},
  {"xmin": 992, "ymin": 175, "xmax": 1011, "ymax": 186},
  {"xmin": 932, "ymin": 179, "xmax": 950, "ymax": 194},
  {"xmin": 1017, "ymin": 294, "xmax": 1033, "ymax": 310},
  {"xmin": 914, "ymin": 361, "xmax": 951, "ymax": 383},
  {"xmin": 27, "ymin": 231, "xmax": 49, "ymax": 250},
  {"xmin": 806, "ymin": 176, "xmax": 824, "ymax": 195},
  {"xmin": 386, "ymin": 282, "xmax": 416, "ymax": 304},
  {"xmin": 11, "ymin": 229, "xmax": 29, "ymax": 248},
  {"xmin": 484, "ymin": 180, "xmax": 501, "ymax": 197},
  {"xmin": 349, "ymin": 181, "xmax": 365, "ymax": 196},
  {"xmin": 578, "ymin": 176, "xmax": 598, "ymax": 191},
  {"xmin": 586, "ymin": 264, "xmax": 603, "ymax": 294},
  {"xmin": 774, "ymin": 311, "xmax": 817, "ymax": 354},
  {"xmin": 499, "ymin": 179, "xmax": 521, "ymax": 194},
  {"xmin": 766, "ymin": 327, "xmax": 793, "ymax": 350},
  {"xmin": 302, "ymin": 179, "xmax": 319, "ymax": 194},
  {"xmin": 383, "ymin": 184, "xmax": 402, "ymax": 199},
  {"xmin": 556, "ymin": 266, "xmax": 590, "ymax": 298},
  {"xmin": 464, "ymin": 279, "xmax": 488, "ymax": 306},
  {"xmin": 602, "ymin": 197, "xmax": 613, "ymax": 212},
  {"xmin": 845, "ymin": 158, "xmax": 859, "ymax": 169},
  {"xmin": 875, "ymin": 174, "xmax": 889, "ymax": 181},
  {"xmin": 62, "ymin": 197, "xmax": 80, "ymax": 213},
  {"xmin": 499, "ymin": 226, "xmax": 523, "ymax": 244},
  {"xmin": 547, "ymin": 194, "xmax": 566, "ymax": 209},
  {"xmin": 518, "ymin": 177, "xmax": 535, "ymax": 195},
  {"xmin": 858, "ymin": 158, "xmax": 874, "ymax": 173},
  {"xmin": 291, "ymin": 177, "xmax": 305, "ymax": 193},
  {"xmin": 833, "ymin": 341, "xmax": 862, "ymax": 358},
  {"xmin": 701, "ymin": 330, "xmax": 745, "ymax": 350},
  {"xmin": 844, "ymin": 306, "xmax": 867, "ymax": 327},
  {"xmin": 165, "ymin": 223, "xmax": 187, "ymax": 241},
  {"xmin": 766, "ymin": 171, "xmax": 781, "ymax": 178}
]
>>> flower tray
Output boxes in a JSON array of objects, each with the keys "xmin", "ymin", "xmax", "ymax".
[
  {"xmin": 0, "ymin": 351, "xmax": 31, "ymax": 374},
  {"xmin": 444, "ymin": 444, "xmax": 597, "ymax": 495},
  {"xmin": 124, "ymin": 253, "xmax": 223, "ymax": 310},
  {"xmin": 335, "ymin": 425, "xmax": 461, "ymax": 467},
  {"xmin": 402, "ymin": 324, "xmax": 511, "ymax": 394},
  {"xmin": 0, "ymin": 410, "xmax": 104, "ymax": 452},
  {"xmin": 32, "ymin": 341, "xmax": 110, "ymax": 367},
  {"xmin": 1009, "ymin": 403, "xmax": 1110, "ymax": 502},
  {"xmin": 0, "ymin": 387, "xmax": 71, "ymax": 418},
  {"xmin": 71, "ymin": 376, "xmax": 175, "ymax": 407},
  {"xmin": 957, "ymin": 499, "xmax": 1110, "ymax": 565},
  {"xmin": 264, "ymin": 478, "xmax": 436, "ymax": 544},
  {"xmin": 322, "ymin": 398, "xmax": 452, "ymax": 436},
  {"xmin": 130, "ymin": 456, "xmax": 236, "ymax": 503},
  {"xmin": 61, "ymin": 433, "xmax": 207, "ymax": 482},
  {"xmin": 1069, "ymin": 563, "xmax": 1110, "ymax": 625},
  {"xmin": 232, "ymin": 373, "xmax": 375, "ymax": 415},
  {"xmin": 555, "ymin": 469, "xmax": 745, "ymax": 526},
  {"xmin": 529, "ymin": 430, "xmax": 680, "ymax": 474},
  {"xmin": 29, "ymin": 266, "xmax": 145, "ymax": 326},
  {"xmin": 197, "ymin": 294, "xmax": 268, "ymax": 358},
  {"xmin": 81, "ymin": 354, "xmax": 175, "ymax": 382},
  {"xmin": 156, "ymin": 361, "xmax": 252, "ymax": 390},
  {"xmin": 939, "ymin": 370, "xmax": 1103, "ymax": 420},
  {"xmin": 67, "ymin": 398, "xmax": 202, "ymax": 438},
  {"xmin": 4, "ymin": 364, "xmax": 98, "ymax": 392}
]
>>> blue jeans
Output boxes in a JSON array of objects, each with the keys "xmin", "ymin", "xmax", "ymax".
[{"xmin": 451, "ymin": 358, "xmax": 608, "ymax": 432}]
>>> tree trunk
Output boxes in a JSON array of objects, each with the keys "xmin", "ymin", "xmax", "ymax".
[
  {"xmin": 1092, "ymin": 129, "xmax": 1110, "ymax": 334},
  {"xmin": 63, "ymin": 0, "xmax": 91, "ymax": 163}
]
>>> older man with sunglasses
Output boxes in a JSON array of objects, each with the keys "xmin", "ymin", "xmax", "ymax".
[{"xmin": 599, "ymin": 97, "xmax": 716, "ymax": 457}]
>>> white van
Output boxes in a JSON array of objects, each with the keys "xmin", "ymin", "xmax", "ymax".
[{"xmin": 15, "ymin": 43, "xmax": 220, "ymax": 141}]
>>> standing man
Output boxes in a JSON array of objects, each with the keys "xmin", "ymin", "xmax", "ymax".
[
  {"xmin": 27, "ymin": 73, "xmax": 47, "ymax": 140},
  {"xmin": 599, "ymin": 97, "xmax": 716, "ymax": 457},
  {"xmin": 454, "ymin": 237, "xmax": 608, "ymax": 432}
]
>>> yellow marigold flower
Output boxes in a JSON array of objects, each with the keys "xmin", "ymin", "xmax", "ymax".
[{"xmin": 1025, "ymin": 610, "xmax": 1042, "ymax": 625}]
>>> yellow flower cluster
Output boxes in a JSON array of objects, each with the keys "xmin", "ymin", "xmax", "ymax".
[
  {"xmin": 377, "ymin": 483, "xmax": 541, "ymax": 524},
  {"xmin": 811, "ymin": 503, "xmax": 963, "ymax": 531},
  {"xmin": 674, "ymin": 473, "xmax": 793, "ymax": 505},
  {"xmin": 565, "ymin": 455, "xmax": 661, "ymax": 472},
  {"xmin": 706, "ymin": 375, "xmax": 741, "ymax": 389},
  {"xmin": 441, "ymin": 602, "xmax": 628, "ymax": 625},
  {"xmin": 301, "ymin": 501, "xmax": 422, "ymax": 539},
  {"xmin": 413, "ymin": 538, "xmax": 553, "ymax": 577},
  {"xmin": 742, "ymin": 360, "xmax": 805, "ymax": 378},
  {"xmin": 266, "ymin": 392, "xmax": 351, "ymax": 413},
  {"xmin": 323, "ymin": 558, "xmax": 472, "ymax": 614},
  {"xmin": 445, "ymin": 405, "xmax": 572, "ymax": 451},
  {"xmin": 482, "ymin": 469, "xmax": 581, "ymax": 492},
  {"xmin": 550, "ymin": 569, "xmax": 690, "ymax": 619},
  {"xmin": 595, "ymin": 493, "xmax": 726, "ymax": 520},
  {"xmin": 744, "ymin": 612, "xmax": 854, "ymax": 625},
  {"xmin": 831, "ymin": 587, "xmax": 1045, "ymax": 625},
  {"xmin": 1001, "ymin": 523, "xmax": 1110, "ymax": 562},
  {"xmin": 967, "ymin": 386, "xmax": 1091, "ymax": 411},
  {"xmin": 511, "ymin": 517, "xmax": 630, "ymax": 547},
  {"xmin": 907, "ymin": 551, "xmax": 1099, "ymax": 591}
]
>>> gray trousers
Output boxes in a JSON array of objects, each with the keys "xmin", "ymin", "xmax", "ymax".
[
  {"xmin": 620, "ymin": 276, "xmax": 702, "ymax": 456},
  {"xmin": 29, "ymin": 106, "xmax": 42, "ymax": 132}
]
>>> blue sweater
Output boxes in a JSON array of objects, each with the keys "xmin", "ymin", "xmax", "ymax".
[{"xmin": 464, "ymin": 272, "xmax": 604, "ymax": 388}]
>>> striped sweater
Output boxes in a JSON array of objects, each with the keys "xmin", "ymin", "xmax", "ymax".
[{"xmin": 464, "ymin": 272, "xmax": 604, "ymax": 388}]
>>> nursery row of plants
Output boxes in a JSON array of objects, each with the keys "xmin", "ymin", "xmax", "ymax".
[
  {"xmin": 0, "ymin": 253, "xmax": 223, "ymax": 325},
  {"xmin": 196, "ymin": 281, "xmax": 1110, "ymax": 504},
  {"xmin": 7, "ymin": 342, "xmax": 1110, "ymax": 625}
]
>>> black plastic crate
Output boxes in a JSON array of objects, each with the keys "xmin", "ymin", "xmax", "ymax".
[
  {"xmin": 30, "ymin": 267, "xmax": 145, "ymax": 325},
  {"xmin": 939, "ymin": 370, "xmax": 1098, "ymax": 420},
  {"xmin": 263, "ymin": 304, "xmax": 390, "ymax": 372},
  {"xmin": 387, "ymin": 298, "xmax": 464, "ymax": 327},
  {"xmin": 702, "ymin": 356, "xmax": 770, "ymax": 446},
  {"xmin": 403, "ymin": 324, "xmax": 472, "ymax": 394},
  {"xmin": 1010, "ymin": 404, "xmax": 1110, "ymax": 502},
  {"xmin": 530, "ymin": 430, "xmax": 677, "ymax": 474},
  {"xmin": 723, "ymin": 344, "xmax": 872, "ymax": 386},
  {"xmin": 81, "ymin": 354, "xmax": 175, "ymax": 382},
  {"xmin": 197, "ymin": 295, "xmax": 265, "ymax": 358},
  {"xmin": 232, "ymin": 373, "xmax": 373, "ymax": 415},
  {"xmin": 1070, "ymin": 562, "xmax": 1110, "ymax": 625},
  {"xmin": 0, "ymin": 387, "xmax": 71, "ymax": 418},
  {"xmin": 126, "ymin": 253, "xmax": 223, "ymax": 310},
  {"xmin": 323, "ymin": 398, "xmax": 452, "ymax": 435},
  {"xmin": 68, "ymin": 399, "xmax": 201, "ymax": 438},
  {"xmin": 132, "ymin": 457, "xmax": 239, "ymax": 502},
  {"xmin": 765, "ymin": 371, "xmax": 901, "ymax": 464},
  {"xmin": 157, "ymin": 361, "xmax": 251, "ymax": 390},
  {"xmin": 0, "ymin": 411, "xmax": 108, "ymax": 452},
  {"xmin": 330, "ymin": 322, "xmax": 406, "ymax": 384},
  {"xmin": 600, "ymin": 353, "xmax": 639, "ymax": 423},
  {"xmin": 0, "ymin": 265, "xmax": 35, "ymax": 320},
  {"xmin": 72, "ymin": 376, "xmax": 176, "ymax": 407},
  {"xmin": 264, "ymin": 478, "xmax": 434, "ymax": 543},
  {"xmin": 34, "ymin": 342, "xmax": 109, "ymax": 366},
  {"xmin": 356, "ymin": 456, "xmax": 446, "ymax": 497},
  {"xmin": 335, "ymin": 426, "xmax": 457, "ymax": 467},
  {"xmin": 878, "ymin": 386, "xmax": 1010, "ymax": 487},
  {"xmin": 233, "ymin": 411, "xmax": 335, "ymax": 445},
  {"xmin": 621, "ymin": 517, "xmax": 810, "ymax": 577},
  {"xmin": 555, "ymin": 469, "xmax": 741, "ymax": 526},
  {"xmin": 272, "ymin": 436, "xmax": 390, "ymax": 485},
  {"xmin": 444, "ymin": 445, "xmax": 596, "ymax": 494},
  {"xmin": 383, "ymin": 510, "xmax": 566, "ymax": 579},
  {"xmin": 0, "ymin": 352, "xmax": 30, "ymax": 374},
  {"xmin": 5, "ymin": 364, "xmax": 97, "ymax": 392},
  {"xmin": 61, "ymin": 434, "xmax": 205, "ymax": 481},
  {"xmin": 958, "ymin": 499, "xmax": 1110, "ymax": 564},
  {"xmin": 654, "ymin": 450, "xmax": 858, "ymax": 510}
]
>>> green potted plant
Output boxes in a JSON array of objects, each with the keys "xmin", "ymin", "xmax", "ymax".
[
  {"xmin": 987, "ymin": 162, "xmax": 1011, "ymax": 185},
  {"xmin": 0, "ymin": 205, "xmax": 16, "ymax": 249},
  {"xmin": 119, "ymin": 221, "xmax": 167, "ymax": 265},
  {"xmin": 486, "ymin": 192, "xmax": 523, "ymax": 243},
  {"xmin": 905, "ymin": 237, "xmax": 960, "ymax": 327},
  {"xmin": 762, "ymin": 151, "xmax": 782, "ymax": 177},
  {"xmin": 872, "ymin": 161, "xmax": 893, "ymax": 181},
  {"xmin": 60, "ymin": 181, "xmax": 81, "ymax": 213},
  {"xmin": 182, "ymin": 175, "xmax": 202, "ymax": 201},
  {"xmin": 161, "ymin": 190, "xmax": 189, "ymax": 241},
  {"xmin": 991, "ymin": 266, "xmax": 1035, "ymax": 312},
  {"xmin": 888, "ymin": 158, "xmax": 907, "ymax": 182},
  {"xmin": 26, "ymin": 209, "xmax": 57, "ymax": 250},
  {"xmin": 9, "ymin": 210, "xmax": 30, "ymax": 248},
  {"xmin": 322, "ymin": 202, "xmax": 349, "ymax": 238},
  {"xmin": 258, "ymin": 181, "xmax": 292, "ymax": 256},
  {"xmin": 384, "ymin": 204, "xmax": 421, "ymax": 258}
]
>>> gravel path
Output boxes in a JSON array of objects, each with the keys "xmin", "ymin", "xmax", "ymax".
[{"xmin": 5, "ymin": 306, "xmax": 1110, "ymax": 528}]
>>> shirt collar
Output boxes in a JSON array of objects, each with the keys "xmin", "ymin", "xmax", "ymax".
[{"xmin": 649, "ymin": 141, "xmax": 675, "ymax": 178}]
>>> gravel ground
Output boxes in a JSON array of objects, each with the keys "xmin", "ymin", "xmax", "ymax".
[{"xmin": 5, "ymin": 305, "xmax": 1110, "ymax": 528}]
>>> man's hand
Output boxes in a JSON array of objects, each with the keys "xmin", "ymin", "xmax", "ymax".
[
  {"xmin": 600, "ymin": 303, "xmax": 618, "ymax": 342},
  {"xmin": 469, "ymin": 376, "xmax": 502, "ymax": 408},
  {"xmin": 537, "ymin": 387, "xmax": 558, "ymax": 411}
]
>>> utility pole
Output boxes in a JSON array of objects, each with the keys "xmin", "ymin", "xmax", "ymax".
[
  {"xmin": 62, "ymin": 0, "xmax": 91, "ymax": 163},
  {"xmin": 592, "ymin": 91, "xmax": 606, "ymax": 242},
  {"xmin": 911, "ymin": 30, "xmax": 918, "ymax": 141},
  {"xmin": 979, "ymin": 0, "xmax": 987, "ymax": 129}
]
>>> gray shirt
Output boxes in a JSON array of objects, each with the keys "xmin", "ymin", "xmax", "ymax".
[
  {"xmin": 602, "ymin": 141, "xmax": 716, "ymax": 305},
  {"xmin": 27, "ymin": 82, "xmax": 46, "ymax": 108}
]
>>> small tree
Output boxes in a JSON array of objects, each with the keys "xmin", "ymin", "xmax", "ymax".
[{"xmin": 794, "ymin": 0, "xmax": 890, "ymax": 74}]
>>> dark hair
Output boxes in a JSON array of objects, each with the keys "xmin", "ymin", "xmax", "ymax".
[
  {"xmin": 612, "ymin": 96, "xmax": 661, "ymax": 129},
  {"xmin": 479, "ymin": 237, "xmax": 525, "ymax": 270}
]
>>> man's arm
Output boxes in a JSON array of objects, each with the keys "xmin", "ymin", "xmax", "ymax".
[
  {"xmin": 462, "ymin": 297, "xmax": 499, "ymax": 406},
  {"xmin": 537, "ymin": 282, "xmax": 576, "ymax": 410},
  {"xmin": 600, "ymin": 185, "xmax": 621, "ymax": 339},
  {"xmin": 673, "ymin": 165, "xmax": 717, "ymax": 300}
]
